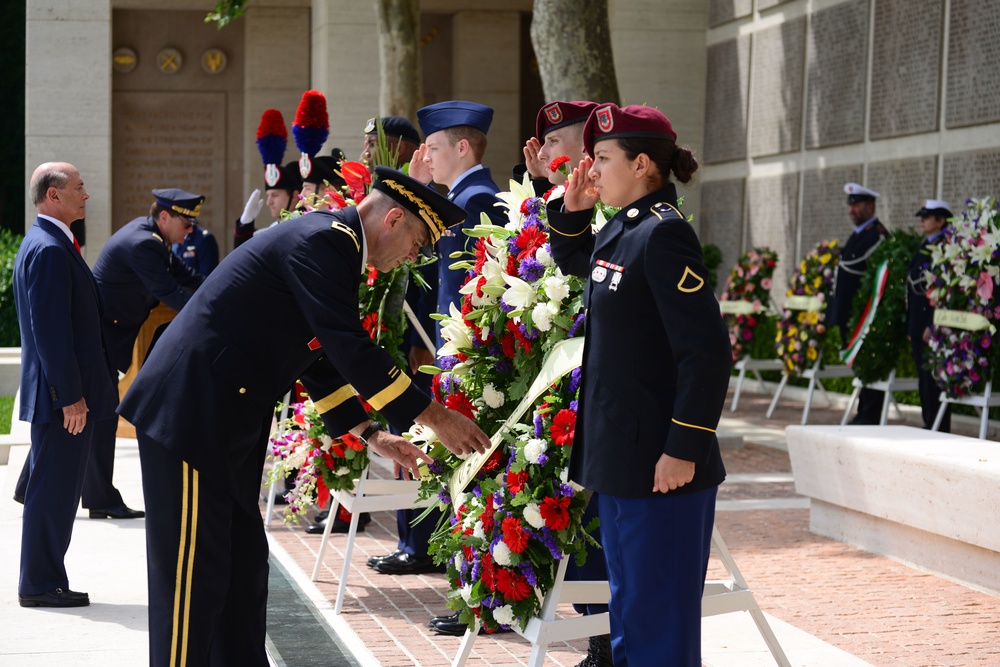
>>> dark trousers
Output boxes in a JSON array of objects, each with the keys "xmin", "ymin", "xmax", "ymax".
[
  {"xmin": 19, "ymin": 418, "xmax": 94, "ymax": 596},
  {"xmin": 16, "ymin": 416, "xmax": 123, "ymax": 510},
  {"xmin": 567, "ymin": 492, "xmax": 609, "ymax": 616},
  {"xmin": 841, "ymin": 326, "xmax": 885, "ymax": 424},
  {"xmin": 395, "ymin": 491, "xmax": 441, "ymax": 557},
  {"xmin": 138, "ymin": 435, "xmax": 269, "ymax": 667},
  {"xmin": 599, "ymin": 487, "xmax": 717, "ymax": 667},
  {"xmin": 912, "ymin": 337, "xmax": 950, "ymax": 432}
]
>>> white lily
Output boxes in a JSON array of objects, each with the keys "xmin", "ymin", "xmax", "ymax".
[
  {"xmin": 494, "ymin": 173, "xmax": 537, "ymax": 226},
  {"xmin": 502, "ymin": 274, "xmax": 537, "ymax": 310},
  {"xmin": 438, "ymin": 303, "xmax": 473, "ymax": 357}
]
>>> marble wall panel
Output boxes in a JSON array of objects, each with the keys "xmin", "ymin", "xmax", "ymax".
[
  {"xmin": 704, "ymin": 36, "xmax": 751, "ymax": 163},
  {"xmin": 750, "ymin": 18, "xmax": 806, "ymax": 157}
]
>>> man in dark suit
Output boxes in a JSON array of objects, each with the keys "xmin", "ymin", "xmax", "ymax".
[
  {"xmin": 908, "ymin": 199, "xmax": 952, "ymax": 431},
  {"xmin": 118, "ymin": 167, "xmax": 491, "ymax": 667},
  {"xmin": 829, "ymin": 182, "xmax": 888, "ymax": 425},
  {"xmin": 14, "ymin": 162, "xmax": 118, "ymax": 607}
]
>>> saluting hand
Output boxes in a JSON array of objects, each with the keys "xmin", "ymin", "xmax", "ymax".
[
  {"xmin": 523, "ymin": 137, "xmax": 547, "ymax": 179},
  {"xmin": 563, "ymin": 156, "xmax": 599, "ymax": 213},
  {"xmin": 367, "ymin": 430, "xmax": 433, "ymax": 479},
  {"xmin": 407, "ymin": 144, "xmax": 432, "ymax": 184},
  {"xmin": 62, "ymin": 397, "xmax": 89, "ymax": 436},
  {"xmin": 415, "ymin": 400, "xmax": 490, "ymax": 457},
  {"xmin": 652, "ymin": 453, "xmax": 695, "ymax": 494}
]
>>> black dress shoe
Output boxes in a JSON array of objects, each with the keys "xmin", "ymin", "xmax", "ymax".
[
  {"xmin": 367, "ymin": 550, "xmax": 403, "ymax": 568},
  {"xmin": 13, "ymin": 494, "xmax": 24, "ymax": 505},
  {"xmin": 372, "ymin": 552, "xmax": 445, "ymax": 575},
  {"xmin": 19, "ymin": 588, "xmax": 90, "ymax": 608},
  {"xmin": 430, "ymin": 613, "xmax": 512, "ymax": 636},
  {"xmin": 305, "ymin": 512, "xmax": 371, "ymax": 535},
  {"xmin": 89, "ymin": 504, "xmax": 145, "ymax": 519}
]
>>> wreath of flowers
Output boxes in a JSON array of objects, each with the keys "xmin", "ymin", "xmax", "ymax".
[
  {"xmin": 846, "ymin": 230, "xmax": 922, "ymax": 384},
  {"xmin": 774, "ymin": 239, "xmax": 840, "ymax": 375},
  {"xmin": 411, "ymin": 173, "xmax": 601, "ymax": 632},
  {"xmin": 266, "ymin": 146, "xmax": 429, "ymax": 520},
  {"xmin": 924, "ymin": 197, "xmax": 1000, "ymax": 398},
  {"xmin": 720, "ymin": 247, "xmax": 779, "ymax": 363}
]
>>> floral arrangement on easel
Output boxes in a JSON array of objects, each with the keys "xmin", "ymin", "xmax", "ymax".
[
  {"xmin": 924, "ymin": 197, "xmax": 1000, "ymax": 398},
  {"xmin": 774, "ymin": 239, "xmax": 840, "ymax": 375},
  {"xmin": 719, "ymin": 247, "xmax": 779, "ymax": 363},
  {"xmin": 412, "ymin": 173, "xmax": 601, "ymax": 633}
]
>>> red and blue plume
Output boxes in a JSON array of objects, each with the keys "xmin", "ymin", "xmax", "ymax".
[
  {"xmin": 256, "ymin": 109, "xmax": 288, "ymax": 167},
  {"xmin": 292, "ymin": 90, "xmax": 329, "ymax": 157}
]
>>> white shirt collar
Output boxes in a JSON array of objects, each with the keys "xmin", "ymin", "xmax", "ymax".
[
  {"xmin": 449, "ymin": 164, "xmax": 484, "ymax": 193},
  {"xmin": 357, "ymin": 210, "xmax": 369, "ymax": 271},
  {"xmin": 37, "ymin": 214, "xmax": 76, "ymax": 245}
]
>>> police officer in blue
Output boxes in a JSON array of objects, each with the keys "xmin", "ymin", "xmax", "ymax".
[
  {"xmin": 86, "ymin": 188, "xmax": 205, "ymax": 518},
  {"xmin": 908, "ymin": 199, "xmax": 952, "ymax": 431},
  {"xmin": 14, "ymin": 162, "xmax": 118, "ymax": 607},
  {"xmin": 118, "ymin": 166, "xmax": 490, "ymax": 667},
  {"xmin": 830, "ymin": 183, "xmax": 889, "ymax": 425},
  {"xmin": 548, "ymin": 104, "xmax": 731, "ymax": 666},
  {"xmin": 173, "ymin": 222, "xmax": 219, "ymax": 276}
]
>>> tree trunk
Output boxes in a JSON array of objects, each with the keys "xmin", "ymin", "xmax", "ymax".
[
  {"xmin": 530, "ymin": 0, "xmax": 621, "ymax": 104},
  {"xmin": 375, "ymin": 0, "xmax": 422, "ymax": 121}
]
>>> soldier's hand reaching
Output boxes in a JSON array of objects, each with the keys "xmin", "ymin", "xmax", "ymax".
[
  {"xmin": 523, "ymin": 137, "xmax": 547, "ymax": 179},
  {"xmin": 241, "ymin": 189, "xmax": 264, "ymax": 224},
  {"xmin": 407, "ymin": 144, "xmax": 432, "ymax": 184},
  {"xmin": 367, "ymin": 430, "xmax": 433, "ymax": 479},
  {"xmin": 415, "ymin": 400, "xmax": 490, "ymax": 457}
]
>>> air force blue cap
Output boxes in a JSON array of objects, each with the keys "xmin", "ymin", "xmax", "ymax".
[
  {"xmin": 417, "ymin": 100, "xmax": 494, "ymax": 137},
  {"xmin": 152, "ymin": 188, "xmax": 205, "ymax": 220}
]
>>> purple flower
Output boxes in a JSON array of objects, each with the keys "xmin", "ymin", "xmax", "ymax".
[
  {"xmin": 569, "ymin": 400, "xmax": 579, "ymax": 412},
  {"xmin": 567, "ymin": 367, "xmax": 582, "ymax": 394},
  {"xmin": 568, "ymin": 313, "xmax": 585, "ymax": 338},
  {"xmin": 428, "ymin": 458, "xmax": 446, "ymax": 475},
  {"xmin": 533, "ymin": 413, "xmax": 544, "ymax": 437},
  {"xmin": 489, "ymin": 343, "xmax": 504, "ymax": 358},
  {"xmin": 500, "ymin": 299, "xmax": 515, "ymax": 313},
  {"xmin": 536, "ymin": 453, "xmax": 549, "ymax": 466},
  {"xmin": 438, "ymin": 489, "xmax": 452, "ymax": 505},
  {"xmin": 518, "ymin": 257, "xmax": 545, "ymax": 282},
  {"xmin": 519, "ymin": 562, "xmax": 538, "ymax": 587},
  {"xmin": 507, "ymin": 237, "xmax": 521, "ymax": 255},
  {"xmin": 439, "ymin": 355, "xmax": 459, "ymax": 370},
  {"xmin": 518, "ymin": 323, "xmax": 539, "ymax": 340},
  {"xmin": 524, "ymin": 197, "xmax": 543, "ymax": 216},
  {"xmin": 496, "ymin": 358, "xmax": 513, "ymax": 373}
]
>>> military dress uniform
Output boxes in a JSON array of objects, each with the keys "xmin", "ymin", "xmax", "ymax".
[
  {"xmin": 829, "ymin": 210, "xmax": 888, "ymax": 424},
  {"xmin": 173, "ymin": 223, "xmax": 219, "ymax": 276},
  {"xmin": 118, "ymin": 168, "xmax": 464, "ymax": 667},
  {"xmin": 548, "ymin": 103, "xmax": 731, "ymax": 667}
]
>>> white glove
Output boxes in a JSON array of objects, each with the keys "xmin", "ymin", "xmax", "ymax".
[{"xmin": 240, "ymin": 189, "xmax": 264, "ymax": 224}]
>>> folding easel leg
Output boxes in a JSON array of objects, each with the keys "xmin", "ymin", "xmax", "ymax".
[
  {"xmin": 931, "ymin": 394, "xmax": 948, "ymax": 432},
  {"xmin": 450, "ymin": 628, "xmax": 478, "ymax": 667},
  {"xmin": 527, "ymin": 643, "xmax": 548, "ymax": 667},
  {"xmin": 311, "ymin": 497, "xmax": 340, "ymax": 581},
  {"xmin": 263, "ymin": 476, "xmax": 278, "ymax": 531},
  {"xmin": 879, "ymin": 390, "xmax": 892, "ymax": 425},
  {"xmin": 840, "ymin": 385, "xmax": 861, "ymax": 425},
  {"xmin": 334, "ymin": 509, "xmax": 362, "ymax": 614},
  {"xmin": 731, "ymin": 363, "xmax": 747, "ymax": 412},
  {"xmin": 766, "ymin": 374, "xmax": 788, "ymax": 418},
  {"xmin": 748, "ymin": 607, "xmax": 792, "ymax": 667},
  {"xmin": 802, "ymin": 376, "xmax": 818, "ymax": 425}
]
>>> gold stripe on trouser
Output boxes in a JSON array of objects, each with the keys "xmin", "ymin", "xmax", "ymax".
[{"xmin": 170, "ymin": 463, "xmax": 199, "ymax": 667}]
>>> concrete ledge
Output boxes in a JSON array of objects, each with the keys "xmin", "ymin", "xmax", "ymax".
[
  {"xmin": 0, "ymin": 433, "xmax": 30, "ymax": 465},
  {"xmin": 787, "ymin": 425, "xmax": 1000, "ymax": 593}
]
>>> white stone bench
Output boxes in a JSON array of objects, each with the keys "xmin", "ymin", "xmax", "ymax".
[{"xmin": 787, "ymin": 425, "xmax": 1000, "ymax": 594}]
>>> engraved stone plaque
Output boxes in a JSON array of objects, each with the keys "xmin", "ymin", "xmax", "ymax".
[
  {"xmin": 867, "ymin": 157, "xmax": 937, "ymax": 230},
  {"xmin": 750, "ymin": 18, "xmax": 806, "ymax": 157},
  {"xmin": 747, "ymin": 173, "xmax": 798, "ymax": 302},
  {"xmin": 704, "ymin": 36, "xmax": 750, "ymax": 164},
  {"xmin": 946, "ymin": 0, "xmax": 1000, "ymax": 128},
  {"xmin": 701, "ymin": 179, "xmax": 745, "ymax": 290}
]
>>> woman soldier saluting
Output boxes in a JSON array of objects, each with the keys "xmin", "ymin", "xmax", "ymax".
[{"xmin": 546, "ymin": 104, "xmax": 732, "ymax": 667}]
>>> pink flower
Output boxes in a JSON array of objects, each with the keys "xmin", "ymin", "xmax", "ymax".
[
  {"xmin": 761, "ymin": 278, "xmax": 772, "ymax": 290},
  {"xmin": 977, "ymin": 272, "xmax": 994, "ymax": 301}
]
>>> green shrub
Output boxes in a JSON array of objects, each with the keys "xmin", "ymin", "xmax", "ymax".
[{"xmin": 0, "ymin": 229, "xmax": 22, "ymax": 347}]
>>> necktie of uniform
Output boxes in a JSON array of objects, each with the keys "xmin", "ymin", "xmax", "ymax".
[{"xmin": 73, "ymin": 236, "xmax": 81, "ymax": 254}]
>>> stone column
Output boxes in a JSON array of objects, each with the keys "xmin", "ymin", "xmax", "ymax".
[
  {"xmin": 609, "ymin": 0, "xmax": 709, "ymax": 225},
  {"xmin": 451, "ymin": 11, "xmax": 521, "ymax": 178},
  {"xmin": 243, "ymin": 3, "xmax": 312, "ymax": 208},
  {"xmin": 310, "ymin": 0, "xmax": 380, "ymax": 161},
  {"xmin": 25, "ymin": 0, "xmax": 112, "ymax": 260}
]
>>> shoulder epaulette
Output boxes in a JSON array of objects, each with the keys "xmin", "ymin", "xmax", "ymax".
[
  {"xmin": 330, "ymin": 220, "xmax": 360, "ymax": 253},
  {"xmin": 200, "ymin": 228, "xmax": 210, "ymax": 237},
  {"xmin": 651, "ymin": 201, "xmax": 683, "ymax": 221},
  {"xmin": 151, "ymin": 232, "xmax": 164, "ymax": 244}
]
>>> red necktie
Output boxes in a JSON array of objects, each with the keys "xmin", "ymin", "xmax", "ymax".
[{"xmin": 73, "ymin": 237, "xmax": 81, "ymax": 254}]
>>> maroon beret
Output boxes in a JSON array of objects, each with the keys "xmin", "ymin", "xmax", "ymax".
[
  {"xmin": 535, "ymin": 100, "xmax": 599, "ymax": 140},
  {"xmin": 583, "ymin": 104, "xmax": 677, "ymax": 157}
]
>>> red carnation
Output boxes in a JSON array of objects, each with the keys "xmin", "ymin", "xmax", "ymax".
[
  {"xmin": 500, "ymin": 333, "xmax": 517, "ymax": 359},
  {"xmin": 474, "ymin": 237, "xmax": 490, "ymax": 274},
  {"xmin": 481, "ymin": 497, "xmax": 496, "ymax": 532},
  {"xmin": 540, "ymin": 496, "xmax": 572, "ymax": 531},
  {"xmin": 506, "ymin": 469, "xmax": 530, "ymax": 495},
  {"xmin": 505, "ymin": 320, "xmax": 533, "ymax": 355},
  {"xmin": 506, "ymin": 253, "xmax": 518, "ymax": 276},
  {"xmin": 431, "ymin": 373, "xmax": 444, "ymax": 403},
  {"xmin": 501, "ymin": 516, "xmax": 530, "ymax": 553},
  {"xmin": 542, "ymin": 185, "xmax": 558, "ymax": 202},
  {"xmin": 548, "ymin": 155, "xmax": 571, "ymax": 172},
  {"xmin": 445, "ymin": 391, "xmax": 476, "ymax": 420},
  {"xmin": 550, "ymin": 409, "xmax": 576, "ymax": 446},
  {"xmin": 495, "ymin": 567, "xmax": 532, "ymax": 601},
  {"xmin": 482, "ymin": 448, "xmax": 504, "ymax": 473}
]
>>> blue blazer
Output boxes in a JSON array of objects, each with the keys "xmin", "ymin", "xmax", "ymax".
[
  {"xmin": 14, "ymin": 217, "xmax": 117, "ymax": 424},
  {"xmin": 434, "ymin": 168, "xmax": 505, "ymax": 346}
]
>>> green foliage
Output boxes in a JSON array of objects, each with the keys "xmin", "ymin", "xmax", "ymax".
[
  {"xmin": 0, "ymin": 230, "xmax": 22, "ymax": 346},
  {"xmin": 702, "ymin": 243, "xmax": 722, "ymax": 290},
  {"xmin": 847, "ymin": 230, "xmax": 923, "ymax": 384},
  {"xmin": 0, "ymin": 395, "xmax": 12, "ymax": 434},
  {"xmin": 205, "ymin": 0, "xmax": 248, "ymax": 28}
]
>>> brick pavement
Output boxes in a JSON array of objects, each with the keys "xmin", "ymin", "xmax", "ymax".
[{"xmin": 266, "ymin": 386, "xmax": 1000, "ymax": 666}]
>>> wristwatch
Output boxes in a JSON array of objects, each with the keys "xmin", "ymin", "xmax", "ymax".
[{"xmin": 359, "ymin": 421, "xmax": 385, "ymax": 444}]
